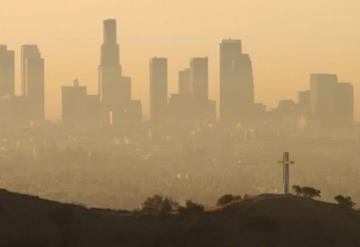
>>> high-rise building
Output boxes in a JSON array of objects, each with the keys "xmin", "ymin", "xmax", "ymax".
[
  {"xmin": 190, "ymin": 57, "xmax": 215, "ymax": 122},
  {"xmin": 98, "ymin": 19, "xmax": 142, "ymax": 126},
  {"xmin": 101, "ymin": 19, "xmax": 120, "ymax": 67},
  {"xmin": 99, "ymin": 19, "xmax": 123, "ymax": 107},
  {"xmin": 233, "ymin": 54, "xmax": 255, "ymax": 117},
  {"xmin": 168, "ymin": 57, "xmax": 215, "ymax": 127},
  {"xmin": 21, "ymin": 45, "xmax": 45, "ymax": 122},
  {"xmin": 0, "ymin": 46, "xmax": 15, "ymax": 97},
  {"xmin": 220, "ymin": 39, "xmax": 254, "ymax": 124},
  {"xmin": 310, "ymin": 74, "xmax": 338, "ymax": 126},
  {"xmin": 309, "ymin": 74, "xmax": 353, "ymax": 128},
  {"xmin": 167, "ymin": 68, "xmax": 195, "ymax": 130},
  {"xmin": 190, "ymin": 57, "xmax": 208, "ymax": 103},
  {"xmin": 220, "ymin": 39, "xmax": 241, "ymax": 123},
  {"xmin": 178, "ymin": 69, "xmax": 192, "ymax": 96},
  {"xmin": 298, "ymin": 90, "xmax": 311, "ymax": 117},
  {"xmin": 335, "ymin": 82, "xmax": 353, "ymax": 125},
  {"xmin": 149, "ymin": 57, "xmax": 168, "ymax": 123}
]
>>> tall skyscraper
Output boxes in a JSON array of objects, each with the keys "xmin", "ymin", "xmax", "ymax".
[
  {"xmin": 101, "ymin": 19, "xmax": 120, "ymax": 68},
  {"xmin": 98, "ymin": 19, "xmax": 142, "ymax": 126},
  {"xmin": 310, "ymin": 74, "xmax": 338, "ymax": 124},
  {"xmin": 178, "ymin": 69, "xmax": 192, "ymax": 96},
  {"xmin": 233, "ymin": 54, "xmax": 255, "ymax": 117},
  {"xmin": 335, "ymin": 82, "xmax": 353, "ymax": 125},
  {"xmin": 149, "ymin": 57, "xmax": 168, "ymax": 123},
  {"xmin": 220, "ymin": 39, "xmax": 255, "ymax": 123},
  {"xmin": 190, "ymin": 57, "xmax": 208, "ymax": 102},
  {"xmin": 0, "ymin": 46, "xmax": 15, "ymax": 97},
  {"xmin": 99, "ymin": 19, "xmax": 124, "ymax": 107},
  {"xmin": 220, "ymin": 39, "xmax": 242, "ymax": 122},
  {"xmin": 309, "ymin": 74, "xmax": 353, "ymax": 128},
  {"xmin": 220, "ymin": 39, "xmax": 254, "ymax": 125},
  {"xmin": 168, "ymin": 57, "xmax": 215, "ymax": 127},
  {"xmin": 190, "ymin": 57, "xmax": 215, "ymax": 122},
  {"xmin": 298, "ymin": 90, "xmax": 311, "ymax": 117},
  {"xmin": 21, "ymin": 45, "xmax": 45, "ymax": 122}
]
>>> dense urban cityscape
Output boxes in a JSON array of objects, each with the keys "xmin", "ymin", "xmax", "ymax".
[
  {"xmin": 0, "ymin": 19, "xmax": 358, "ymax": 210},
  {"xmin": 2, "ymin": 0, "xmax": 360, "ymax": 245},
  {"xmin": 0, "ymin": 19, "xmax": 354, "ymax": 133}
]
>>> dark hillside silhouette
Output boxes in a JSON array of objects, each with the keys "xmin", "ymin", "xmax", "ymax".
[{"xmin": 0, "ymin": 189, "xmax": 359, "ymax": 247}]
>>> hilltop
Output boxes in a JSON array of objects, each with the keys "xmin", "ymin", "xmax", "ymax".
[{"xmin": 0, "ymin": 189, "xmax": 359, "ymax": 247}]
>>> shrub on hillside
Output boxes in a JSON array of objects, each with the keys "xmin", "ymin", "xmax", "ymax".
[
  {"xmin": 178, "ymin": 200, "xmax": 205, "ymax": 215},
  {"xmin": 334, "ymin": 195, "xmax": 355, "ymax": 209},
  {"xmin": 292, "ymin": 185, "xmax": 320, "ymax": 199},
  {"xmin": 292, "ymin": 185, "xmax": 302, "ymax": 196},
  {"xmin": 216, "ymin": 194, "xmax": 242, "ymax": 206},
  {"xmin": 302, "ymin": 187, "xmax": 321, "ymax": 198},
  {"xmin": 140, "ymin": 194, "xmax": 178, "ymax": 215}
]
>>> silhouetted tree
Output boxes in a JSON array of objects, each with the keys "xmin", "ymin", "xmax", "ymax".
[
  {"xmin": 141, "ymin": 194, "xmax": 178, "ymax": 214},
  {"xmin": 216, "ymin": 194, "xmax": 242, "ymax": 206},
  {"xmin": 292, "ymin": 185, "xmax": 303, "ymax": 196},
  {"xmin": 178, "ymin": 200, "xmax": 205, "ymax": 215},
  {"xmin": 334, "ymin": 195, "xmax": 355, "ymax": 209},
  {"xmin": 301, "ymin": 187, "xmax": 321, "ymax": 199}
]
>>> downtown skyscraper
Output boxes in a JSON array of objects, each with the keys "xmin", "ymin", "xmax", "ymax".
[
  {"xmin": 149, "ymin": 57, "xmax": 168, "ymax": 124},
  {"xmin": 0, "ymin": 46, "xmax": 15, "ymax": 97},
  {"xmin": 99, "ymin": 19, "xmax": 126, "ymax": 109},
  {"xmin": 21, "ymin": 44, "xmax": 45, "ymax": 123},
  {"xmin": 308, "ymin": 74, "xmax": 353, "ymax": 128},
  {"xmin": 167, "ymin": 57, "xmax": 215, "ymax": 129},
  {"xmin": 98, "ymin": 19, "xmax": 142, "ymax": 126},
  {"xmin": 178, "ymin": 68, "xmax": 192, "ymax": 96},
  {"xmin": 220, "ymin": 39, "xmax": 255, "ymax": 125},
  {"xmin": 191, "ymin": 57, "xmax": 208, "ymax": 103},
  {"xmin": 190, "ymin": 57, "xmax": 215, "ymax": 122}
]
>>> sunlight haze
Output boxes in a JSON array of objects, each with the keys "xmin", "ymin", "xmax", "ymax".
[{"xmin": 1, "ymin": 0, "xmax": 359, "ymax": 119}]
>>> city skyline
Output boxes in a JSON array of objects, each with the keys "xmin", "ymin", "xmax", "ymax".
[
  {"xmin": 1, "ymin": 3, "xmax": 360, "ymax": 246},
  {"xmin": 1, "ymin": 0, "xmax": 360, "ymax": 120},
  {"xmin": 0, "ymin": 19, "xmax": 356, "ymax": 127},
  {"xmin": 14, "ymin": 19, "xmax": 351, "ymax": 131},
  {"xmin": 1, "ymin": 27, "xmax": 356, "ymax": 127}
]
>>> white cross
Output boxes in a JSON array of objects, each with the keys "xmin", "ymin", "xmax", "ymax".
[{"xmin": 278, "ymin": 152, "xmax": 295, "ymax": 194}]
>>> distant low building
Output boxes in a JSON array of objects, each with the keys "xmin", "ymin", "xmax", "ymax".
[{"xmin": 62, "ymin": 79, "xmax": 104, "ymax": 127}]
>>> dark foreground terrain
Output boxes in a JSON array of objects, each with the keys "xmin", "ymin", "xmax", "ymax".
[{"xmin": 0, "ymin": 189, "xmax": 359, "ymax": 247}]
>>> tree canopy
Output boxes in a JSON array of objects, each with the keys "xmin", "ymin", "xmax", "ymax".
[{"xmin": 334, "ymin": 195, "xmax": 355, "ymax": 209}]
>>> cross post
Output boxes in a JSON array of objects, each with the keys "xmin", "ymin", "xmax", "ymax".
[{"xmin": 278, "ymin": 152, "xmax": 295, "ymax": 194}]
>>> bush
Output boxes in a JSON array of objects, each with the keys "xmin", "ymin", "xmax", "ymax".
[
  {"xmin": 334, "ymin": 195, "xmax": 355, "ymax": 209},
  {"xmin": 140, "ymin": 194, "xmax": 178, "ymax": 215},
  {"xmin": 216, "ymin": 194, "xmax": 242, "ymax": 206},
  {"xmin": 292, "ymin": 185, "xmax": 320, "ymax": 199},
  {"xmin": 292, "ymin": 185, "xmax": 303, "ymax": 196},
  {"xmin": 302, "ymin": 187, "xmax": 321, "ymax": 198},
  {"xmin": 178, "ymin": 200, "xmax": 205, "ymax": 215}
]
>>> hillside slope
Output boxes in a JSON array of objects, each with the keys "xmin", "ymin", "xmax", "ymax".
[{"xmin": 0, "ymin": 190, "xmax": 359, "ymax": 247}]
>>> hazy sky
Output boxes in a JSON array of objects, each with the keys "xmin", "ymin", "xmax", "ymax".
[{"xmin": 1, "ymin": 0, "xmax": 360, "ymax": 120}]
